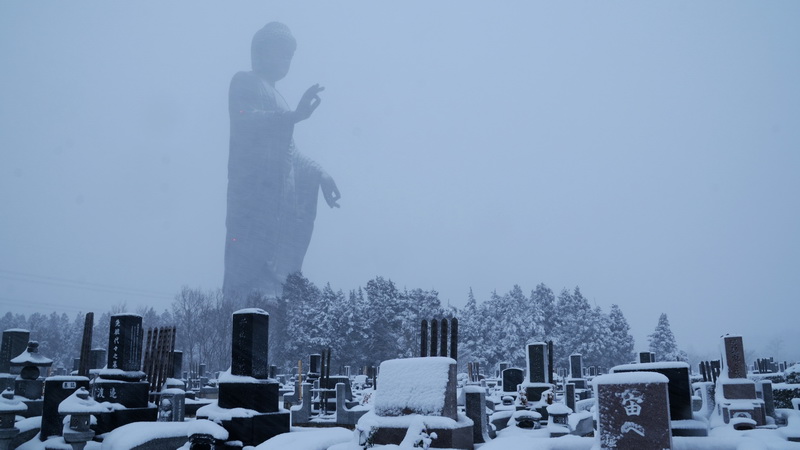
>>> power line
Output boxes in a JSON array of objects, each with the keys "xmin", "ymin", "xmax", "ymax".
[
  {"xmin": 0, "ymin": 296, "xmax": 94, "ymax": 313},
  {"xmin": 0, "ymin": 269, "xmax": 174, "ymax": 300}
]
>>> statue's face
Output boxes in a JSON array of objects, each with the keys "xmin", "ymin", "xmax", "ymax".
[{"xmin": 255, "ymin": 41, "xmax": 295, "ymax": 83}]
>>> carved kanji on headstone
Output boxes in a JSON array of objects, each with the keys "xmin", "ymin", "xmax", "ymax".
[{"xmin": 595, "ymin": 372, "xmax": 673, "ymax": 449}]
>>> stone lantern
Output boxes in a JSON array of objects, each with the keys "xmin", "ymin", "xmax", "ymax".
[
  {"xmin": 10, "ymin": 341, "xmax": 52, "ymax": 400},
  {"xmin": 58, "ymin": 387, "xmax": 106, "ymax": 450},
  {"xmin": 546, "ymin": 403, "xmax": 572, "ymax": 437},
  {"xmin": 0, "ymin": 389, "xmax": 27, "ymax": 450}
]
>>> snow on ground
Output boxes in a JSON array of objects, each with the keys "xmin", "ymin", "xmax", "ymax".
[{"xmin": 255, "ymin": 426, "xmax": 353, "ymax": 450}]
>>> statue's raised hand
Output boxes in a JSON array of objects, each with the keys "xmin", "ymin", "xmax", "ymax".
[
  {"xmin": 321, "ymin": 173, "xmax": 341, "ymax": 208},
  {"xmin": 293, "ymin": 84, "xmax": 325, "ymax": 123}
]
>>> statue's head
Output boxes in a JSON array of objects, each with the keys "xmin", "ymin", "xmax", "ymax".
[{"xmin": 251, "ymin": 22, "xmax": 297, "ymax": 83}]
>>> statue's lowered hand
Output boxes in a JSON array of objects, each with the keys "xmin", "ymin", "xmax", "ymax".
[
  {"xmin": 321, "ymin": 173, "xmax": 341, "ymax": 208},
  {"xmin": 293, "ymin": 84, "xmax": 325, "ymax": 122}
]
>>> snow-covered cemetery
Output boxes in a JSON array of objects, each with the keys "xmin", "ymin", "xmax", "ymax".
[
  {"xmin": 1, "ymin": 286, "xmax": 800, "ymax": 449},
  {"xmin": 3, "ymin": 1, "xmax": 799, "ymax": 449}
]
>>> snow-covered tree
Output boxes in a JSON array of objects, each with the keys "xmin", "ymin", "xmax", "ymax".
[
  {"xmin": 531, "ymin": 283, "xmax": 556, "ymax": 341},
  {"xmin": 605, "ymin": 304, "xmax": 635, "ymax": 366},
  {"xmin": 648, "ymin": 313, "xmax": 687, "ymax": 362}
]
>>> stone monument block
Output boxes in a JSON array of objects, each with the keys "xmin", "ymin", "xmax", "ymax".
[
  {"xmin": 231, "ymin": 309, "xmax": 269, "ymax": 379},
  {"xmin": 40, "ymin": 376, "xmax": 90, "ymax": 440},
  {"xmin": 723, "ymin": 335, "xmax": 747, "ymax": 379},
  {"xmin": 595, "ymin": 372, "xmax": 673, "ymax": 449},
  {"xmin": 612, "ymin": 361, "xmax": 693, "ymax": 421},
  {"xmin": 0, "ymin": 330, "xmax": 29, "ymax": 374},
  {"xmin": 106, "ymin": 314, "xmax": 143, "ymax": 373},
  {"xmin": 502, "ymin": 368, "xmax": 524, "ymax": 393}
]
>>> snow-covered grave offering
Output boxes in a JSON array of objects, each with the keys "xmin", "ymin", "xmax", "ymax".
[
  {"xmin": 356, "ymin": 356, "xmax": 473, "ymax": 449},
  {"xmin": 595, "ymin": 371, "xmax": 673, "ymax": 449},
  {"xmin": 196, "ymin": 308, "xmax": 289, "ymax": 447}
]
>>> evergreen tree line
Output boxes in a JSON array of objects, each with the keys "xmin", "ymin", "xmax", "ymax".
[{"xmin": 2, "ymin": 274, "xmax": 687, "ymax": 377}]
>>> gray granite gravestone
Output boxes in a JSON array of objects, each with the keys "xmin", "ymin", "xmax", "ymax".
[
  {"xmin": 717, "ymin": 335, "xmax": 765, "ymax": 427},
  {"xmin": 595, "ymin": 372, "xmax": 673, "ymax": 449}
]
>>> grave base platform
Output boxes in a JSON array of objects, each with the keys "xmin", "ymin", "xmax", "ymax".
[
  {"xmin": 671, "ymin": 419, "xmax": 708, "ymax": 436},
  {"xmin": 93, "ymin": 379, "xmax": 149, "ymax": 408},
  {"xmin": 221, "ymin": 410, "xmax": 290, "ymax": 447},
  {"xmin": 371, "ymin": 421, "xmax": 473, "ymax": 450},
  {"xmin": 20, "ymin": 399, "xmax": 43, "ymax": 418},
  {"xmin": 218, "ymin": 380, "xmax": 279, "ymax": 413},
  {"xmin": 94, "ymin": 406, "xmax": 157, "ymax": 435},
  {"xmin": 523, "ymin": 383, "xmax": 553, "ymax": 403}
]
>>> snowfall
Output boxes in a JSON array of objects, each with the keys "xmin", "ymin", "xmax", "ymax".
[{"xmin": 8, "ymin": 355, "xmax": 800, "ymax": 450}]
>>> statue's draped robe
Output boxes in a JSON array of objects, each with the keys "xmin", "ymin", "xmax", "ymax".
[{"xmin": 223, "ymin": 71, "xmax": 323, "ymax": 298}]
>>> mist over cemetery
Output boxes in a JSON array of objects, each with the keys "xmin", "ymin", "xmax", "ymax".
[
  {"xmin": 1, "ymin": 276, "xmax": 800, "ymax": 449},
  {"xmin": 3, "ymin": 1, "xmax": 800, "ymax": 449}
]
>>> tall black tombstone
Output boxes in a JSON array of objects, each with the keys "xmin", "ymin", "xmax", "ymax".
[
  {"xmin": 569, "ymin": 353, "xmax": 586, "ymax": 388},
  {"xmin": 524, "ymin": 342, "xmax": 552, "ymax": 402},
  {"xmin": 172, "ymin": 351, "xmax": 183, "ymax": 379},
  {"xmin": 210, "ymin": 308, "xmax": 289, "ymax": 446},
  {"xmin": 94, "ymin": 314, "xmax": 156, "ymax": 433},
  {"xmin": 0, "ymin": 329, "xmax": 29, "ymax": 391},
  {"xmin": 0, "ymin": 330, "xmax": 30, "ymax": 374}
]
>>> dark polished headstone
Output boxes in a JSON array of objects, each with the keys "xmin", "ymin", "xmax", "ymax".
[
  {"xmin": 570, "ymin": 354, "xmax": 583, "ymax": 379},
  {"xmin": 595, "ymin": 372, "xmax": 673, "ymax": 449},
  {"xmin": 526, "ymin": 343, "xmax": 548, "ymax": 384},
  {"xmin": 89, "ymin": 348, "xmax": 106, "ymax": 370},
  {"xmin": 40, "ymin": 376, "xmax": 90, "ymax": 440},
  {"xmin": 759, "ymin": 380, "xmax": 775, "ymax": 418},
  {"xmin": 231, "ymin": 309, "xmax": 269, "ymax": 379},
  {"xmin": 106, "ymin": 314, "xmax": 143, "ymax": 374},
  {"xmin": 0, "ymin": 330, "xmax": 30, "ymax": 374},
  {"xmin": 502, "ymin": 368, "xmax": 523, "ymax": 393},
  {"xmin": 93, "ymin": 380, "xmax": 149, "ymax": 408},
  {"xmin": 612, "ymin": 362, "xmax": 692, "ymax": 421},
  {"xmin": 420, "ymin": 320, "xmax": 428, "ymax": 357},
  {"xmin": 465, "ymin": 387, "xmax": 489, "ymax": 444},
  {"xmin": 222, "ymin": 411, "xmax": 289, "ymax": 447},
  {"xmin": 565, "ymin": 383, "xmax": 576, "ymax": 413},
  {"xmin": 309, "ymin": 354, "xmax": 322, "ymax": 378},
  {"xmin": 172, "ymin": 351, "xmax": 183, "ymax": 379},
  {"xmin": 440, "ymin": 319, "xmax": 449, "ymax": 358}
]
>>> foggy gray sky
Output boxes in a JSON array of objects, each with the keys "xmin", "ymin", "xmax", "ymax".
[{"xmin": 1, "ymin": 2, "xmax": 798, "ymax": 360}]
